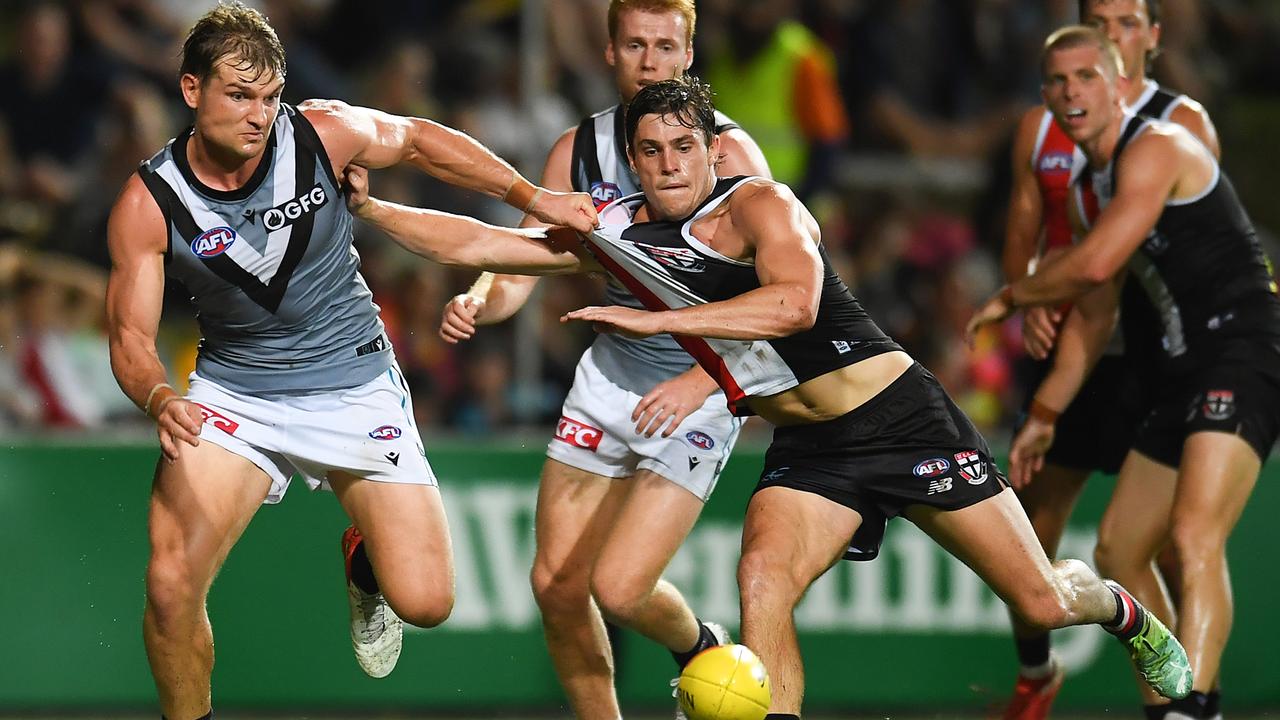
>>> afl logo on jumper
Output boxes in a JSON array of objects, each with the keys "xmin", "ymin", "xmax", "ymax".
[
  {"xmin": 590, "ymin": 181, "xmax": 622, "ymax": 209},
  {"xmin": 1038, "ymin": 151, "xmax": 1072, "ymax": 174},
  {"xmin": 685, "ymin": 431, "xmax": 715, "ymax": 450},
  {"xmin": 368, "ymin": 425, "xmax": 402, "ymax": 441},
  {"xmin": 953, "ymin": 450, "xmax": 988, "ymax": 485},
  {"xmin": 913, "ymin": 458, "xmax": 950, "ymax": 478},
  {"xmin": 263, "ymin": 184, "xmax": 328, "ymax": 232},
  {"xmin": 191, "ymin": 226, "xmax": 236, "ymax": 258}
]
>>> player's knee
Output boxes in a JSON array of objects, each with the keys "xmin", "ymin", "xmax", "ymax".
[
  {"xmin": 1092, "ymin": 530, "xmax": 1126, "ymax": 576},
  {"xmin": 737, "ymin": 548, "xmax": 804, "ymax": 611},
  {"xmin": 389, "ymin": 586, "xmax": 454, "ymax": 629},
  {"xmin": 530, "ymin": 558, "xmax": 591, "ymax": 616},
  {"xmin": 1167, "ymin": 517, "xmax": 1227, "ymax": 572},
  {"xmin": 1009, "ymin": 563, "xmax": 1081, "ymax": 631},
  {"xmin": 144, "ymin": 555, "xmax": 203, "ymax": 627},
  {"xmin": 589, "ymin": 572, "xmax": 651, "ymax": 624}
]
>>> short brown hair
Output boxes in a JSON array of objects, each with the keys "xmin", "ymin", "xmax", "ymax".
[
  {"xmin": 180, "ymin": 1, "xmax": 286, "ymax": 84},
  {"xmin": 625, "ymin": 75, "xmax": 716, "ymax": 151},
  {"xmin": 1041, "ymin": 25, "xmax": 1124, "ymax": 81},
  {"xmin": 608, "ymin": 0, "xmax": 696, "ymax": 46}
]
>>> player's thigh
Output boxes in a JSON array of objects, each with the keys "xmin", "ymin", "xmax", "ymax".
[
  {"xmin": 533, "ymin": 459, "xmax": 627, "ymax": 582},
  {"xmin": 332, "ymin": 471, "xmax": 453, "ymax": 600},
  {"xmin": 1096, "ymin": 449, "xmax": 1178, "ymax": 566},
  {"xmin": 149, "ymin": 439, "xmax": 273, "ymax": 586},
  {"xmin": 593, "ymin": 468, "xmax": 705, "ymax": 590},
  {"xmin": 1171, "ymin": 431, "xmax": 1260, "ymax": 546},
  {"xmin": 739, "ymin": 486, "xmax": 862, "ymax": 597},
  {"xmin": 907, "ymin": 488, "xmax": 1060, "ymax": 609}
]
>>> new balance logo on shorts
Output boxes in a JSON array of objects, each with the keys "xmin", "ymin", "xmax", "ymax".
[
  {"xmin": 927, "ymin": 477, "xmax": 953, "ymax": 494},
  {"xmin": 554, "ymin": 416, "xmax": 603, "ymax": 451}
]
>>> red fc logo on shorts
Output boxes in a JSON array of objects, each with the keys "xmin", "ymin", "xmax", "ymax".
[
  {"xmin": 193, "ymin": 403, "xmax": 240, "ymax": 435},
  {"xmin": 554, "ymin": 416, "xmax": 603, "ymax": 451}
]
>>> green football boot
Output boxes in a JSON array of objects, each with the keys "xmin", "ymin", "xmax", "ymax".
[{"xmin": 1108, "ymin": 582, "xmax": 1192, "ymax": 699}]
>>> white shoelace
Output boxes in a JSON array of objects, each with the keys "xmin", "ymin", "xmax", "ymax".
[{"xmin": 355, "ymin": 591, "xmax": 387, "ymax": 641}]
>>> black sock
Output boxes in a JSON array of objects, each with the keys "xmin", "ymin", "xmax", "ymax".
[
  {"xmin": 1101, "ymin": 581, "xmax": 1147, "ymax": 642},
  {"xmin": 1143, "ymin": 704, "xmax": 1168, "ymax": 720},
  {"xmin": 350, "ymin": 539, "xmax": 379, "ymax": 595},
  {"xmin": 161, "ymin": 713, "xmax": 212, "ymax": 720},
  {"xmin": 671, "ymin": 620, "xmax": 719, "ymax": 669},
  {"xmin": 764, "ymin": 714, "xmax": 799, "ymax": 720},
  {"xmin": 1205, "ymin": 688, "xmax": 1220, "ymax": 716},
  {"xmin": 1167, "ymin": 690, "xmax": 1210, "ymax": 716},
  {"xmin": 1014, "ymin": 633, "xmax": 1052, "ymax": 670}
]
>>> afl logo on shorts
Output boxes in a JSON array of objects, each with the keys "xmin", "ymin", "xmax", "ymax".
[
  {"xmin": 685, "ymin": 431, "xmax": 715, "ymax": 450},
  {"xmin": 953, "ymin": 450, "xmax": 988, "ymax": 485},
  {"xmin": 191, "ymin": 226, "xmax": 236, "ymax": 258},
  {"xmin": 590, "ymin": 181, "xmax": 622, "ymax": 209},
  {"xmin": 913, "ymin": 458, "xmax": 950, "ymax": 478},
  {"xmin": 368, "ymin": 425, "xmax": 402, "ymax": 441}
]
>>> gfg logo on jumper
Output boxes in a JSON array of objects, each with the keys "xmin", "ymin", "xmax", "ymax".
[{"xmin": 263, "ymin": 184, "xmax": 328, "ymax": 231}]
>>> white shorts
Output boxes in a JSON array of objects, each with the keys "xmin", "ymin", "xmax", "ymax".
[
  {"xmin": 185, "ymin": 365, "xmax": 437, "ymax": 504},
  {"xmin": 546, "ymin": 347, "xmax": 743, "ymax": 501}
]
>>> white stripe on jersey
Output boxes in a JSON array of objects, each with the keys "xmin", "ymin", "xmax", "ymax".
[{"xmin": 153, "ymin": 117, "xmax": 298, "ymax": 284}]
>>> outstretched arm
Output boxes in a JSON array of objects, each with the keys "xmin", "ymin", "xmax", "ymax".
[
  {"xmin": 345, "ymin": 166, "xmax": 595, "ymax": 275},
  {"xmin": 301, "ymin": 99, "xmax": 597, "ymax": 232}
]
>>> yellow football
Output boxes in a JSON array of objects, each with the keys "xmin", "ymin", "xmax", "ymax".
[{"xmin": 676, "ymin": 644, "xmax": 771, "ymax": 720}]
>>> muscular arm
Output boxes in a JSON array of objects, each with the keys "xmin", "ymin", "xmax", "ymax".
[
  {"xmin": 106, "ymin": 175, "xmax": 203, "ymax": 459},
  {"xmin": 598, "ymin": 182, "xmax": 821, "ymax": 340},
  {"xmin": 300, "ymin": 100, "xmax": 596, "ymax": 232},
  {"xmin": 1003, "ymin": 107, "xmax": 1046, "ymax": 282},
  {"xmin": 464, "ymin": 127, "xmax": 580, "ymax": 325},
  {"xmin": 1009, "ymin": 133, "xmax": 1180, "ymax": 307}
]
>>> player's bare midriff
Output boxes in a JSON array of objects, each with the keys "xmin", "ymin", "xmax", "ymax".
[{"xmin": 747, "ymin": 350, "xmax": 914, "ymax": 426}]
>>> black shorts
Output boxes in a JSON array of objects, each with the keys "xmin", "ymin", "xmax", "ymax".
[
  {"xmin": 1013, "ymin": 354, "xmax": 1149, "ymax": 475},
  {"xmin": 1133, "ymin": 340, "xmax": 1280, "ymax": 467},
  {"xmin": 755, "ymin": 363, "xmax": 1008, "ymax": 562}
]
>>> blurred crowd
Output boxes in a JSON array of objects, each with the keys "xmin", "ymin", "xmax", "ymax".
[{"xmin": 2, "ymin": 0, "xmax": 1279, "ymax": 439}]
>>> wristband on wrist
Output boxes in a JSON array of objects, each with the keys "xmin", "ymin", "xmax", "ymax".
[
  {"xmin": 1028, "ymin": 398, "xmax": 1061, "ymax": 424},
  {"xmin": 144, "ymin": 382, "xmax": 175, "ymax": 418},
  {"xmin": 502, "ymin": 172, "xmax": 539, "ymax": 214}
]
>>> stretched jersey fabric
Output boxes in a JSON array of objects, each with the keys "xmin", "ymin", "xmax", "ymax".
[
  {"xmin": 138, "ymin": 104, "xmax": 388, "ymax": 394},
  {"xmin": 570, "ymin": 104, "xmax": 743, "ymax": 394},
  {"xmin": 584, "ymin": 176, "xmax": 902, "ymax": 414},
  {"xmin": 1087, "ymin": 113, "xmax": 1280, "ymax": 378}
]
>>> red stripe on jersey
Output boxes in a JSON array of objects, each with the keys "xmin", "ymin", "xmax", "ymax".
[
  {"xmin": 583, "ymin": 237, "xmax": 750, "ymax": 414},
  {"xmin": 1034, "ymin": 114, "xmax": 1078, "ymax": 250}
]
